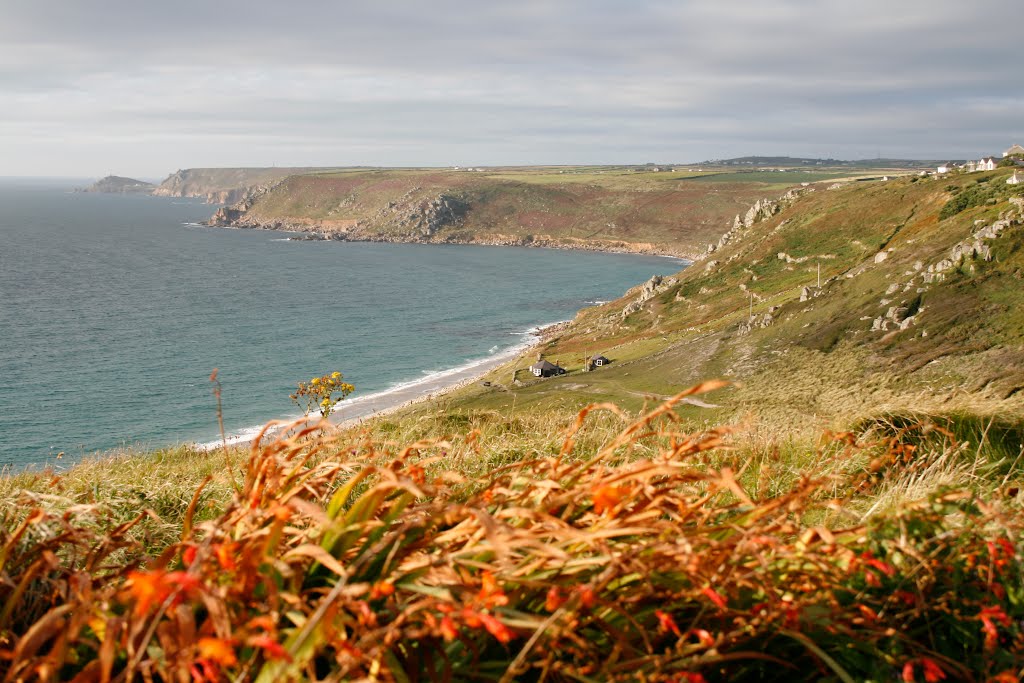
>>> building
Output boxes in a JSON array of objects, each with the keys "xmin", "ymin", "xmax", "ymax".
[
  {"xmin": 978, "ymin": 157, "xmax": 998, "ymax": 171},
  {"xmin": 589, "ymin": 355, "xmax": 610, "ymax": 370},
  {"xmin": 1009, "ymin": 172, "xmax": 1022, "ymax": 186},
  {"xmin": 1003, "ymin": 144, "xmax": 1024, "ymax": 158},
  {"xmin": 529, "ymin": 359, "xmax": 566, "ymax": 378},
  {"xmin": 937, "ymin": 162, "xmax": 954, "ymax": 174}
]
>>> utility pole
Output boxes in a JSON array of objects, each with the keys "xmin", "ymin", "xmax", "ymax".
[{"xmin": 817, "ymin": 262, "xmax": 821, "ymax": 289}]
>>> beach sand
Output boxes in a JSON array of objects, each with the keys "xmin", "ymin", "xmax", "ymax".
[{"xmin": 199, "ymin": 321, "xmax": 569, "ymax": 451}]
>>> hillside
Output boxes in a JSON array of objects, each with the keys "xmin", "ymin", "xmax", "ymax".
[
  {"xmin": 4, "ymin": 165, "xmax": 1024, "ymax": 682},
  {"xmin": 152, "ymin": 167, "xmax": 346, "ymax": 204},
  {"xmin": 81, "ymin": 175, "xmax": 154, "ymax": 193},
  {"xmin": 426, "ymin": 168, "xmax": 1024, "ymax": 436},
  {"xmin": 206, "ymin": 166, "xmax": 865, "ymax": 258}
]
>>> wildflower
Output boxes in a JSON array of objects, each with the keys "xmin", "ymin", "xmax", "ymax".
[
  {"xmin": 332, "ymin": 371, "xmax": 342, "ymax": 378},
  {"xmin": 545, "ymin": 586, "xmax": 565, "ymax": 612},
  {"xmin": 215, "ymin": 542, "xmax": 238, "ymax": 572},
  {"xmin": 592, "ymin": 484, "xmax": 628, "ymax": 514},
  {"xmin": 577, "ymin": 585, "xmax": 597, "ymax": 609},
  {"xmin": 685, "ymin": 628, "xmax": 715, "ymax": 648},
  {"xmin": 902, "ymin": 657, "xmax": 946, "ymax": 682},
  {"xmin": 249, "ymin": 634, "xmax": 292, "ymax": 662},
  {"xmin": 477, "ymin": 571, "xmax": 508, "ymax": 608},
  {"xmin": 978, "ymin": 605, "xmax": 1011, "ymax": 651},
  {"xmin": 701, "ymin": 586, "xmax": 727, "ymax": 610},
  {"xmin": 439, "ymin": 616, "xmax": 459, "ymax": 641},
  {"xmin": 479, "ymin": 613, "xmax": 513, "ymax": 644},
  {"xmin": 655, "ymin": 610, "xmax": 681, "ymax": 637},
  {"xmin": 370, "ymin": 580, "xmax": 396, "ymax": 600},
  {"xmin": 197, "ymin": 637, "xmax": 238, "ymax": 667},
  {"xmin": 126, "ymin": 570, "xmax": 171, "ymax": 616},
  {"xmin": 182, "ymin": 544, "xmax": 198, "ymax": 566},
  {"xmin": 311, "ymin": 377, "xmax": 320, "ymax": 385}
]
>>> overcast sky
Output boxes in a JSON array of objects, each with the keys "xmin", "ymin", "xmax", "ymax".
[{"xmin": 1, "ymin": 0, "xmax": 1021, "ymax": 178}]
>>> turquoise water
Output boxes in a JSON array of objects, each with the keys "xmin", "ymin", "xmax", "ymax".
[{"xmin": 0, "ymin": 179, "xmax": 683, "ymax": 470}]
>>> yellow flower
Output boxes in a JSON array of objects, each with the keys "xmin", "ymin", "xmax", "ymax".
[
  {"xmin": 310, "ymin": 377, "xmax": 320, "ymax": 385},
  {"xmin": 332, "ymin": 371, "xmax": 341, "ymax": 378}
]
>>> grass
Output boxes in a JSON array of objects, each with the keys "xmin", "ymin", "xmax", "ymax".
[{"xmin": 2, "ymin": 385, "xmax": 1023, "ymax": 681}]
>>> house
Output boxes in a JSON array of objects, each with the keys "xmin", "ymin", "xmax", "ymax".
[
  {"xmin": 965, "ymin": 160, "xmax": 977, "ymax": 172},
  {"xmin": 937, "ymin": 162, "xmax": 954, "ymax": 174},
  {"xmin": 978, "ymin": 157, "xmax": 998, "ymax": 171},
  {"xmin": 529, "ymin": 359, "xmax": 566, "ymax": 378},
  {"xmin": 589, "ymin": 354, "xmax": 610, "ymax": 370},
  {"xmin": 1009, "ymin": 172, "xmax": 1022, "ymax": 185},
  {"xmin": 1003, "ymin": 144, "xmax": 1024, "ymax": 158}
]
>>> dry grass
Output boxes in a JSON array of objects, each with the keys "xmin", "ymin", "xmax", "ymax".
[{"xmin": 2, "ymin": 384, "xmax": 1023, "ymax": 681}]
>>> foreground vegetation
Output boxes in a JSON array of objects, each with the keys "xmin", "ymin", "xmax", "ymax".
[{"xmin": 2, "ymin": 383, "xmax": 1023, "ymax": 681}]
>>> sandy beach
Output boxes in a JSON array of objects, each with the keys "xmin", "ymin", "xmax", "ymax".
[{"xmin": 198, "ymin": 321, "xmax": 570, "ymax": 451}]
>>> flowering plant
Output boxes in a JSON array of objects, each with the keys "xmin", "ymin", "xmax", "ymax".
[{"xmin": 289, "ymin": 371, "xmax": 354, "ymax": 417}]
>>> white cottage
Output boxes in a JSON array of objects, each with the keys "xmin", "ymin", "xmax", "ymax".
[
  {"xmin": 937, "ymin": 162, "xmax": 954, "ymax": 174},
  {"xmin": 978, "ymin": 157, "xmax": 998, "ymax": 171},
  {"xmin": 1008, "ymin": 172, "xmax": 1022, "ymax": 186},
  {"xmin": 1003, "ymin": 144, "xmax": 1024, "ymax": 158}
]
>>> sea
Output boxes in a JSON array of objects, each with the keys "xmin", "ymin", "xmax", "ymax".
[{"xmin": 0, "ymin": 179, "xmax": 684, "ymax": 471}]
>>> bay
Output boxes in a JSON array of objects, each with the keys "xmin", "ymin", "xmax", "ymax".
[{"xmin": 0, "ymin": 179, "xmax": 683, "ymax": 470}]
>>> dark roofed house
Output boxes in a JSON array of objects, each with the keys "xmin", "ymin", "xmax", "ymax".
[
  {"xmin": 589, "ymin": 354, "xmax": 610, "ymax": 370},
  {"xmin": 530, "ymin": 359, "xmax": 566, "ymax": 378}
]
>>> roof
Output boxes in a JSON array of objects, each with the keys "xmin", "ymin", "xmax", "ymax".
[
  {"xmin": 591, "ymin": 354, "xmax": 610, "ymax": 361},
  {"xmin": 530, "ymin": 360, "xmax": 563, "ymax": 371},
  {"xmin": 1004, "ymin": 144, "xmax": 1024, "ymax": 155}
]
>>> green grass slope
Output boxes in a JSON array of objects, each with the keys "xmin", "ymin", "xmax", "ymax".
[{"xmin": 436, "ymin": 169, "xmax": 1024, "ymax": 436}]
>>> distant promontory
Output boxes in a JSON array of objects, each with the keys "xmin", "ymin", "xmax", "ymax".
[{"xmin": 82, "ymin": 175, "xmax": 155, "ymax": 194}]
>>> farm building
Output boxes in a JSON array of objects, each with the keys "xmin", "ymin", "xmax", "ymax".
[
  {"xmin": 530, "ymin": 359, "xmax": 566, "ymax": 378},
  {"xmin": 589, "ymin": 355, "xmax": 610, "ymax": 370}
]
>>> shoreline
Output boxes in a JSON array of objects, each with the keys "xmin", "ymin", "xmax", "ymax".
[
  {"xmin": 196, "ymin": 321, "xmax": 571, "ymax": 452},
  {"xmin": 199, "ymin": 220, "xmax": 697, "ymax": 261}
]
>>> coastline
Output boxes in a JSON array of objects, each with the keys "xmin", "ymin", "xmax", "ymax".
[
  {"xmin": 196, "ymin": 321, "xmax": 570, "ymax": 452},
  {"xmin": 201, "ymin": 219, "xmax": 697, "ymax": 261}
]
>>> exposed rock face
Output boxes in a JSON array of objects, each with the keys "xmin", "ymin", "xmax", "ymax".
[
  {"xmin": 362, "ymin": 192, "xmax": 468, "ymax": 237},
  {"xmin": 699, "ymin": 187, "xmax": 809, "ymax": 257},
  {"xmin": 81, "ymin": 176, "xmax": 154, "ymax": 194},
  {"xmin": 621, "ymin": 275, "xmax": 676, "ymax": 319}
]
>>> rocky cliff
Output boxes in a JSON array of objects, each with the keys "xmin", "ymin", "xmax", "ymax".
[{"xmin": 153, "ymin": 168, "xmax": 339, "ymax": 203}]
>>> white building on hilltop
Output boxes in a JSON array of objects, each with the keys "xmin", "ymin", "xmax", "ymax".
[{"xmin": 1003, "ymin": 144, "xmax": 1024, "ymax": 158}]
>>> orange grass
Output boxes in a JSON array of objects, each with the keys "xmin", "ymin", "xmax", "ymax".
[{"xmin": 1, "ymin": 381, "xmax": 1022, "ymax": 681}]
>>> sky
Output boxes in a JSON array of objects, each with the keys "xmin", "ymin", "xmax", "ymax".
[{"xmin": 1, "ymin": 0, "xmax": 1021, "ymax": 178}]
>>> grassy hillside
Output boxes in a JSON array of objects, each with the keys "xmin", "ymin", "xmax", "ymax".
[
  {"xmin": 4, "ymin": 166, "xmax": 1024, "ymax": 681},
  {"xmin": 435, "ymin": 169, "xmax": 1024, "ymax": 431},
  {"xmin": 209, "ymin": 166, "xmax": 884, "ymax": 258}
]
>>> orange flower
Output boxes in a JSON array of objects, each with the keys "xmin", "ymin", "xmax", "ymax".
[
  {"xmin": 439, "ymin": 616, "xmax": 459, "ymax": 641},
  {"xmin": 545, "ymin": 586, "xmax": 565, "ymax": 612},
  {"xmin": 978, "ymin": 605, "xmax": 1011, "ymax": 651},
  {"xmin": 479, "ymin": 613, "xmax": 513, "ymax": 644},
  {"xmin": 197, "ymin": 637, "xmax": 238, "ymax": 668},
  {"xmin": 477, "ymin": 571, "xmax": 508, "ymax": 608},
  {"xmin": 701, "ymin": 586, "xmax": 727, "ymax": 610},
  {"xmin": 215, "ymin": 542, "xmax": 238, "ymax": 572},
  {"xmin": 902, "ymin": 657, "xmax": 946, "ymax": 682},
  {"xmin": 126, "ymin": 570, "xmax": 171, "ymax": 616},
  {"xmin": 655, "ymin": 610, "xmax": 681, "ymax": 637},
  {"xmin": 685, "ymin": 628, "xmax": 715, "ymax": 648},
  {"xmin": 592, "ymin": 484, "xmax": 628, "ymax": 515},
  {"xmin": 249, "ymin": 634, "xmax": 292, "ymax": 662},
  {"xmin": 577, "ymin": 585, "xmax": 597, "ymax": 609},
  {"xmin": 370, "ymin": 581, "xmax": 395, "ymax": 600},
  {"xmin": 182, "ymin": 544, "xmax": 198, "ymax": 566}
]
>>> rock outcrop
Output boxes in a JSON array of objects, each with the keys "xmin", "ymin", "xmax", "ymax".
[{"xmin": 81, "ymin": 176, "xmax": 154, "ymax": 194}]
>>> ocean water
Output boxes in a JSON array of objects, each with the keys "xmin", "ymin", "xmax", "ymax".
[{"xmin": 0, "ymin": 179, "xmax": 684, "ymax": 470}]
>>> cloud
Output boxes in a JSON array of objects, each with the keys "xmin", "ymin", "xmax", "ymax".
[{"xmin": 0, "ymin": 0, "xmax": 1021, "ymax": 175}]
